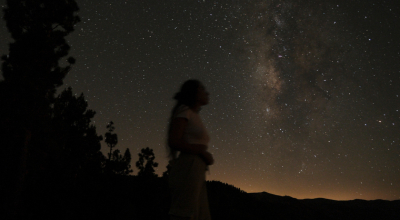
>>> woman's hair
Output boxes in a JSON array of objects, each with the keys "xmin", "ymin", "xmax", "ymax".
[
  {"xmin": 172, "ymin": 79, "xmax": 201, "ymax": 109},
  {"xmin": 167, "ymin": 79, "xmax": 201, "ymax": 159}
]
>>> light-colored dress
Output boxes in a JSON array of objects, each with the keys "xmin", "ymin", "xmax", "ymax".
[{"xmin": 169, "ymin": 105, "xmax": 211, "ymax": 220}]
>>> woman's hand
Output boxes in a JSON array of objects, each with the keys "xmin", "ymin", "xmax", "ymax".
[{"xmin": 201, "ymin": 151, "xmax": 214, "ymax": 165}]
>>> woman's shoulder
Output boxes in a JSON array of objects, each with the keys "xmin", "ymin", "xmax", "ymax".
[{"xmin": 174, "ymin": 104, "xmax": 192, "ymax": 119}]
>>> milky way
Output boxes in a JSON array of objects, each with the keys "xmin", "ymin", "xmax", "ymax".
[
  {"xmin": 240, "ymin": 1, "xmax": 400, "ymax": 200},
  {"xmin": 1, "ymin": 0, "xmax": 399, "ymax": 200}
]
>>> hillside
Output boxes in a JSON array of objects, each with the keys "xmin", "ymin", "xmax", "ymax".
[
  {"xmin": 9, "ymin": 176, "xmax": 400, "ymax": 220},
  {"xmin": 250, "ymin": 191, "xmax": 400, "ymax": 220}
]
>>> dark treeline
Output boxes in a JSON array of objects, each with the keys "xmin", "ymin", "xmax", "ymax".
[
  {"xmin": 1, "ymin": 1, "xmax": 399, "ymax": 220},
  {"xmin": 0, "ymin": 1, "xmax": 157, "ymax": 219},
  {"xmin": 0, "ymin": 0, "xmax": 81, "ymax": 218}
]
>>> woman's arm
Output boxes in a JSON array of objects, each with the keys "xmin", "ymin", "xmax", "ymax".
[
  {"xmin": 169, "ymin": 118, "xmax": 214, "ymax": 165},
  {"xmin": 168, "ymin": 117, "xmax": 214, "ymax": 165}
]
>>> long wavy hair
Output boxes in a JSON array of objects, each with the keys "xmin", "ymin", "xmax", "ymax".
[{"xmin": 167, "ymin": 79, "xmax": 201, "ymax": 159}]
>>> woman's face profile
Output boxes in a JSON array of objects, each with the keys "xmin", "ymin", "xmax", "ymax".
[{"xmin": 196, "ymin": 84, "xmax": 209, "ymax": 106}]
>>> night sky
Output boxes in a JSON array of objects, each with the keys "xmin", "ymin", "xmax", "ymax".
[{"xmin": 1, "ymin": 0, "xmax": 399, "ymax": 201}]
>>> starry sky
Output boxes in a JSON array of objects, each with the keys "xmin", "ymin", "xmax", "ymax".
[{"xmin": 1, "ymin": 0, "xmax": 399, "ymax": 201}]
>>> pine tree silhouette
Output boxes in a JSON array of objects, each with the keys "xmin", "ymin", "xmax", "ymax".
[
  {"xmin": 136, "ymin": 147, "xmax": 159, "ymax": 178},
  {"xmin": 105, "ymin": 121, "xmax": 118, "ymax": 161},
  {"xmin": 121, "ymin": 148, "xmax": 133, "ymax": 175},
  {"xmin": 0, "ymin": 1, "xmax": 80, "ymax": 217},
  {"xmin": 104, "ymin": 121, "xmax": 133, "ymax": 175},
  {"xmin": 162, "ymin": 161, "xmax": 173, "ymax": 179},
  {"xmin": 52, "ymin": 87, "xmax": 104, "ymax": 179}
]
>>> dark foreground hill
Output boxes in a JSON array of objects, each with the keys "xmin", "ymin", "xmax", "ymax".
[{"xmin": 9, "ymin": 175, "xmax": 400, "ymax": 220}]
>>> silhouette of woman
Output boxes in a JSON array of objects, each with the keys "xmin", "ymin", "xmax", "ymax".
[{"xmin": 167, "ymin": 79, "xmax": 214, "ymax": 220}]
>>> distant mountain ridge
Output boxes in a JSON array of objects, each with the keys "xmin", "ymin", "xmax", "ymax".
[
  {"xmin": 207, "ymin": 181, "xmax": 400, "ymax": 220},
  {"xmin": 251, "ymin": 190, "xmax": 400, "ymax": 216}
]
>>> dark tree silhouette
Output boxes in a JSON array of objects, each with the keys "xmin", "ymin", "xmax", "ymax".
[
  {"xmin": 162, "ymin": 161, "xmax": 173, "ymax": 179},
  {"xmin": 122, "ymin": 148, "xmax": 133, "ymax": 175},
  {"xmin": 136, "ymin": 147, "xmax": 159, "ymax": 178},
  {"xmin": 104, "ymin": 121, "xmax": 133, "ymax": 175},
  {"xmin": 105, "ymin": 121, "xmax": 118, "ymax": 161},
  {"xmin": 109, "ymin": 148, "xmax": 133, "ymax": 175},
  {"xmin": 2, "ymin": 0, "xmax": 79, "ymax": 87},
  {"xmin": 52, "ymin": 87, "xmax": 104, "ymax": 179},
  {"xmin": 0, "ymin": 1, "xmax": 80, "ymax": 217}
]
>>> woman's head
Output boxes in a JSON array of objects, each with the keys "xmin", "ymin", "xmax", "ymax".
[{"xmin": 173, "ymin": 79, "xmax": 208, "ymax": 107}]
